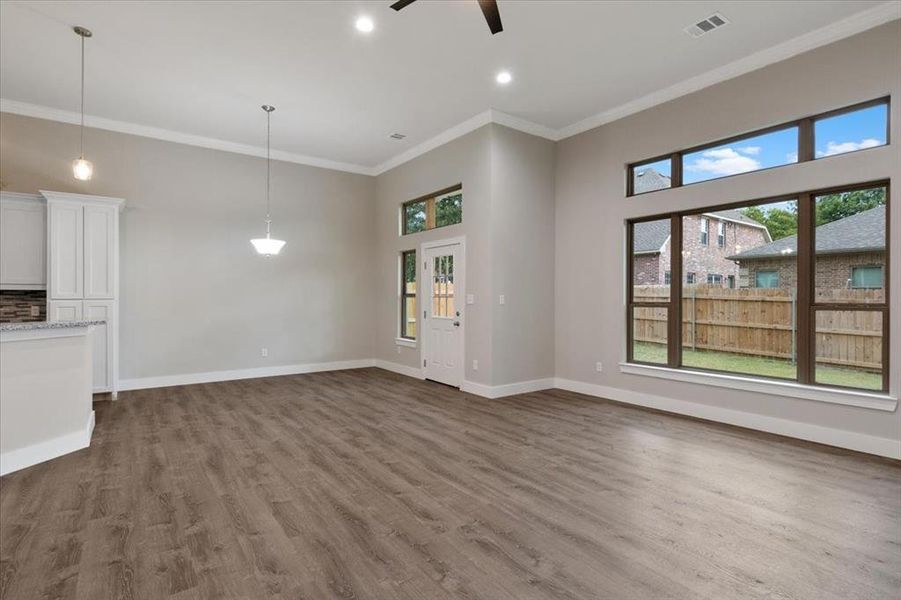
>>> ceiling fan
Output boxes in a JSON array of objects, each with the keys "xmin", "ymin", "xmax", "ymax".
[{"xmin": 390, "ymin": 0, "xmax": 503, "ymax": 35}]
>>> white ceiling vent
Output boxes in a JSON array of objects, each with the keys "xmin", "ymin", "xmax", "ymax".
[
  {"xmin": 389, "ymin": 132, "xmax": 407, "ymax": 140},
  {"xmin": 684, "ymin": 13, "xmax": 730, "ymax": 39}
]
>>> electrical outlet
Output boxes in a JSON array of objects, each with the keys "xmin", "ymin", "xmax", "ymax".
[
  {"xmin": 466, "ymin": 294, "xmax": 475, "ymax": 305},
  {"xmin": 30, "ymin": 306, "xmax": 40, "ymax": 317},
  {"xmin": 261, "ymin": 348, "xmax": 269, "ymax": 358},
  {"xmin": 472, "ymin": 359, "xmax": 479, "ymax": 371},
  {"xmin": 396, "ymin": 346, "xmax": 402, "ymax": 354},
  {"xmin": 595, "ymin": 361, "xmax": 603, "ymax": 373},
  {"xmin": 498, "ymin": 294, "xmax": 505, "ymax": 305}
]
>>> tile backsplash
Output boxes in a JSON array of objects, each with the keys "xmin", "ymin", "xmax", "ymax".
[{"xmin": 0, "ymin": 290, "xmax": 46, "ymax": 322}]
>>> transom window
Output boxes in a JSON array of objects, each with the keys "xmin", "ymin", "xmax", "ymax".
[
  {"xmin": 627, "ymin": 98, "xmax": 889, "ymax": 196},
  {"xmin": 628, "ymin": 181, "xmax": 888, "ymax": 393},
  {"xmin": 402, "ymin": 184, "xmax": 463, "ymax": 235}
]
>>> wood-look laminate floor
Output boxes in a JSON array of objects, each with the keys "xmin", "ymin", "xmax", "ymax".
[{"xmin": 1, "ymin": 368, "xmax": 899, "ymax": 600}]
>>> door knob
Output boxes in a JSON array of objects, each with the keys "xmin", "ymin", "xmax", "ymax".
[{"xmin": 453, "ymin": 321, "xmax": 460, "ymax": 327}]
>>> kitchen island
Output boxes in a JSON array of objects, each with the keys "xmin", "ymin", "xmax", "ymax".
[{"xmin": 0, "ymin": 320, "xmax": 103, "ymax": 475}]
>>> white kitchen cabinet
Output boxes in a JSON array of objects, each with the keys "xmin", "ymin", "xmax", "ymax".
[
  {"xmin": 0, "ymin": 193, "xmax": 46, "ymax": 289},
  {"xmin": 48, "ymin": 201, "xmax": 84, "ymax": 299},
  {"xmin": 48, "ymin": 300, "xmax": 83, "ymax": 321},
  {"xmin": 42, "ymin": 191, "xmax": 125, "ymax": 396},
  {"xmin": 83, "ymin": 205, "xmax": 116, "ymax": 299},
  {"xmin": 84, "ymin": 300, "xmax": 114, "ymax": 392}
]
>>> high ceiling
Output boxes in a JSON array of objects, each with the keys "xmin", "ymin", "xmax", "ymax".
[{"xmin": 0, "ymin": 1, "xmax": 895, "ymax": 173}]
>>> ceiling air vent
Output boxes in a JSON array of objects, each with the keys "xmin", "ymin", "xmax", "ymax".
[
  {"xmin": 684, "ymin": 13, "xmax": 729, "ymax": 39},
  {"xmin": 389, "ymin": 133, "xmax": 407, "ymax": 140}
]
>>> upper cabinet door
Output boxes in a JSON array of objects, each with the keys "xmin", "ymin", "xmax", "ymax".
[
  {"xmin": 49, "ymin": 202, "xmax": 84, "ymax": 299},
  {"xmin": 83, "ymin": 205, "xmax": 116, "ymax": 299},
  {"xmin": 0, "ymin": 200, "xmax": 46, "ymax": 288}
]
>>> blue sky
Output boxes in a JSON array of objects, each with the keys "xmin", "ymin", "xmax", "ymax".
[{"xmin": 638, "ymin": 103, "xmax": 887, "ymax": 186}]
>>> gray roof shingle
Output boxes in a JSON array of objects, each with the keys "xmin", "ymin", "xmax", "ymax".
[
  {"xmin": 729, "ymin": 205, "xmax": 885, "ymax": 260},
  {"xmin": 633, "ymin": 167, "xmax": 671, "ymax": 194}
]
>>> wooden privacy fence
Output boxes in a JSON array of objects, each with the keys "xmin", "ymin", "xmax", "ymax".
[{"xmin": 633, "ymin": 285, "xmax": 882, "ymax": 371}]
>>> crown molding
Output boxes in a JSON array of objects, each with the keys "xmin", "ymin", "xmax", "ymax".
[
  {"xmin": 3, "ymin": 3, "xmax": 897, "ymax": 177},
  {"xmin": 0, "ymin": 98, "xmax": 377, "ymax": 176},
  {"xmin": 554, "ymin": 2, "xmax": 901, "ymax": 140}
]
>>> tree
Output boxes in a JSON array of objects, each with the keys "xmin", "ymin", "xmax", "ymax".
[
  {"xmin": 741, "ymin": 201, "xmax": 797, "ymax": 240},
  {"xmin": 815, "ymin": 188, "xmax": 885, "ymax": 226}
]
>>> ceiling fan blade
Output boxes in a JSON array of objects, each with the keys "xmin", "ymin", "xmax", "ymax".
[
  {"xmin": 477, "ymin": 0, "xmax": 503, "ymax": 34},
  {"xmin": 390, "ymin": 0, "xmax": 418, "ymax": 10}
]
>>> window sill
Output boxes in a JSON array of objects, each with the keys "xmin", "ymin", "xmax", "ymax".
[
  {"xmin": 619, "ymin": 362, "xmax": 897, "ymax": 412},
  {"xmin": 395, "ymin": 338, "xmax": 417, "ymax": 348}
]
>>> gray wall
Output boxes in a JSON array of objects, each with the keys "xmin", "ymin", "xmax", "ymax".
[
  {"xmin": 374, "ymin": 126, "xmax": 495, "ymax": 384},
  {"xmin": 554, "ymin": 21, "xmax": 901, "ymax": 440},
  {"xmin": 373, "ymin": 123, "xmax": 556, "ymax": 386},
  {"xmin": 0, "ymin": 113, "xmax": 377, "ymax": 380}
]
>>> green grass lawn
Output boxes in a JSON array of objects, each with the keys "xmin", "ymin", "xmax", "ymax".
[{"xmin": 633, "ymin": 342, "xmax": 881, "ymax": 390}]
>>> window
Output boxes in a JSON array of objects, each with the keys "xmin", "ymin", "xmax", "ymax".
[
  {"xmin": 627, "ymin": 98, "xmax": 889, "ymax": 197},
  {"xmin": 717, "ymin": 221, "xmax": 726, "ymax": 247},
  {"xmin": 851, "ymin": 266, "xmax": 883, "ymax": 289},
  {"xmin": 400, "ymin": 250, "xmax": 416, "ymax": 339},
  {"xmin": 432, "ymin": 256, "xmax": 455, "ymax": 317},
  {"xmin": 683, "ymin": 126, "xmax": 799, "ymax": 185},
  {"xmin": 699, "ymin": 217, "xmax": 709, "ymax": 246},
  {"xmin": 631, "ymin": 217, "xmax": 671, "ymax": 296},
  {"xmin": 627, "ymin": 182, "xmax": 888, "ymax": 393},
  {"xmin": 814, "ymin": 102, "xmax": 888, "ymax": 160},
  {"xmin": 664, "ymin": 271, "xmax": 672, "ymax": 285},
  {"xmin": 755, "ymin": 270, "xmax": 780, "ymax": 288},
  {"xmin": 402, "ymin": 184, "xmax": 462, "ymax": 235},
  {"xmin": 630, "ymin": 157, "xmax": 672, "ymax": 195}
]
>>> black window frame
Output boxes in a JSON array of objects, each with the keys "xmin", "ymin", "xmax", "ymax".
[
  {"xmin": 626, "ymin": 179, "xmax": 890, "ymax": 393},
  {"xmin": 401, "ymin": 184, "xmax": 463, "ymax": 235},
  {"xmin": 400, "ymin": 250, "xmax": 417, "ymax": 340},
  {"xmin": 626, "ymin": 97, "xmax": 890, "ymax": 197}
]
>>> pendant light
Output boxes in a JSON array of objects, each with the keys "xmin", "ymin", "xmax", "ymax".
[
  {"xmin": 250, "ymin": 105, "xmax": 286, "ymax": 256},
  {"xmin": 72, "ymin": 26, "xmax": 94, "ymax": 181}
]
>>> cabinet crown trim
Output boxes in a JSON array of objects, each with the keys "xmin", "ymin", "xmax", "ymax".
[
  {"xmin": 39, "ymin": 191, "xmax": 126, "ymax": 210},
  {"xmin": 0, "ymin": 192, "xmax": 44, "ymax": 203}
]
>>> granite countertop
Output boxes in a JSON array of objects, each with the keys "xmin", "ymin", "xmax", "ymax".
[{"xmin": 0, "ymin": 320, "xmax": 106, "ymax": 332}]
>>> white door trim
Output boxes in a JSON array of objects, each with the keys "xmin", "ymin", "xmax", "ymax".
[{"xmin": 420, "ymin": 236, "xmax": 466, "ymax": 387}]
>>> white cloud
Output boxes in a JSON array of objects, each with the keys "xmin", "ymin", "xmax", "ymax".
[
  {"xmin": 685, "ymin": 147, "xmax": 761, "ymax": 176},
  {"xmin": 816, "ymin": 138, "xmax": 882, "ymax": 157},
  {"xmin": 739, "ymin": 146, "xmax": 761, "ymax": 155},
  {"xmin": 786, "ymin": 151, "xmax": 798, "ymax": 163}
]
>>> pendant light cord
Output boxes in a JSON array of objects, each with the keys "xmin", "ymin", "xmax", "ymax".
[
  {"xmin": 266, "ymin": 108, "xmax": 271, "ymax": 225},
  {"xmin": 79, "ymin": 32, "xmax": 85, "ymax": 159}
]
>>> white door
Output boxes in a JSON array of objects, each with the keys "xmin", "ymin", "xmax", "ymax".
[
  {"xmin": 83, "ymin": 205, "xmax": 116, "ymax": 299},
  {"xmin": 423, "ymin": 243, "xmax": 464, "ymax": 387},
  {"xmin": 84, "ymin": 300, "xmax": 113, "ymax": 392},
  {"xmin": 48, "ymin": 299, "xmax": 83, "ymax": 321},
  {"xmin": 48, "ymin": 202, "xmax": 84, "ymax": 299}
]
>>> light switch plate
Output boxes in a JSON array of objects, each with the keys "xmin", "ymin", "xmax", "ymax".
[
  {"xmin": 499, "ymin": 294, "xmax": 505, "ymax": 305},
  {"xmin": 466, "ymin": 294, "xmax": 475, "ymax": 305}
]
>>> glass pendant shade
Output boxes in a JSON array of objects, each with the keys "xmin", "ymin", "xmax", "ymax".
[
  {"xmin": 72, "ymin": 157, "xmax": 94, "ymax": 181},
  {"xmin": 250, "ymin": 235, "xmax": 286, "ymax": 256}
]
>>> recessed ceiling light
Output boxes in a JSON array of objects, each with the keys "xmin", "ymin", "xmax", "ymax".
[
  {"xmin": 495, "ymin": 70, "xmax": 512, "ymax": 85},
  {"xmin": 355, "ymin": 16, "xmax": 374, "ymax": 33}
]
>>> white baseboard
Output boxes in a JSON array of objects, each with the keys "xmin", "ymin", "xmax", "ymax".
[
  {"xmin": 119, "ymin": 359, "xmax": 376, "ymax": 391},
  {"xmin": 1, "ymin": 410, "xmax": 95, "ymax": 476},
  {"xmin": 373, "ymin": 359, "xmax": 425, "ymax": 380},
  {"xmin": 554, "ymin": 378, "xmax": 901, "ymax": 460},
  {"xmin": 462, "ymin": 377, "xmax": 555, "ymax": 399}
]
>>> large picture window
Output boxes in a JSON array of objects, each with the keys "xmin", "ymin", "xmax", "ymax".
[
  {"xmin": 400, "ymin": 250, "xmax": 417, "ymax": 339},
  {"xmin": 402, "ymin": 184, "xmax": 463, "ymax": 235},
  {"xmin": 627, "ymin": 181, "xmax": 889, "ymax": 393}
]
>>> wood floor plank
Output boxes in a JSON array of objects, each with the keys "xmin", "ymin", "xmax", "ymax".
[{"xmin": 1, "ymin": 367, "xmax": 899, "ymax": 599}]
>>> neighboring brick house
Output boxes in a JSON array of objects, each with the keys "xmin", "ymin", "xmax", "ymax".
[
  {"xmin": 729, "ymin": 205, "xmax": 886, "ymax": 291},
  {"xmin": 632, "ymin": 168, "xmax": 772, "ymax": 287}
]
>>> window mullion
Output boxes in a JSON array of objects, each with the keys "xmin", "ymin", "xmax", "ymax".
[
  {"xmin": 669, "ymin": 215, "xmax": 683, "ymax": 368},
  {"xmin": 796, "ymin": 193, "xmax": 813, "ymax": 384}
]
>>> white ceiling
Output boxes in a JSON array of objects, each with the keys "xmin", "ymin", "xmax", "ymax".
[{"xmin": 1, "ymin": 1, "xmax": 897, "ymax": 174}]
